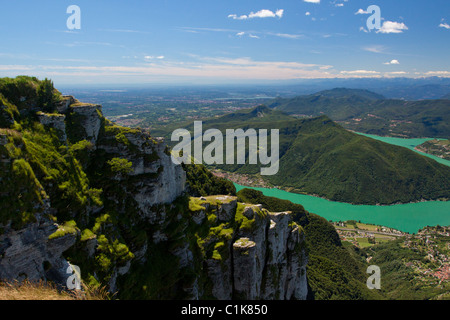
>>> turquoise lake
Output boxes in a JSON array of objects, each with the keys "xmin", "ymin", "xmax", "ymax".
[
  {"xmin": 355, "ymin": 133, "xmax": 450, "ymax": 167},
  {"xmin": 233, "ymin": 133, "xmax": 450, "ymax": 234}
]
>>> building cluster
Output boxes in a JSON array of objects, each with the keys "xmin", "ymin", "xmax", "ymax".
[{"xmin": 404, "ymin": 227, "xmax": 450, "ymax": 284}]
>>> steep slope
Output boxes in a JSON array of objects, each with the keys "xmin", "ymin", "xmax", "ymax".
[
  {"xmin": 162, "ymin": 106, "xmax": 450, "ymax": 205},
  {"xmin": 269, "ymin": 88, "xmax": 384, "ymax": 120},
  {"xmin": 236, "ymin": 188, "xmax": 384, "ymax": 300},
  {"xmin": 268, "ymin": 116, "xmax": 450, "ymax": 204},
  {"xmin": 0, "ymin": 76, "xmax": 308, "ymax": 300},
  {"xmin": 270, "ymin": 89, "xmax": 450, "ymax": 139},
  {"xmin": 343, "ymin": 99, "xmax": 450, "ymax": 139}
]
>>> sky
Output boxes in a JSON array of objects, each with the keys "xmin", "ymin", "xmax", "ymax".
[{"xmin": 0, "ymin": 0, "xmax": 449, "ymax": 86}]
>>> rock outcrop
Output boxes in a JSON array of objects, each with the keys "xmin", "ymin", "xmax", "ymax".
[
  {"xmin": 37, "ymin": 112, "xmax": 67, "ymax": 142},
  {"xmin": 0, "ymin": 96, "xmax": 187, "ymax": 292},
  {"xmin": 0, "ymin": 211, "xmax": 77, "ymax": 286},
  {"xmin": 69, "ymin": 103, "xmax": 103, "ymax": 145},
  {"xmin": 0, "ymin": 93, "xmax": 308, "ymax": 300},
  {"xmin": 176, "ymin": 196, "xmax": 308, "ymax": 300}
]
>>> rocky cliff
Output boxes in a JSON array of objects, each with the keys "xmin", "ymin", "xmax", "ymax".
[
  {"xmin": 0, "ymin": 78, "xmax": 308, "ymax": 300},
  {"xmin": 185, "ymin": 197, "xmax": 308, "ymax": 300}
]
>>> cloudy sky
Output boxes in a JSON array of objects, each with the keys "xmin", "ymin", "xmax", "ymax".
[{"xmin": 0, "ymin": 0, "xmax": 449, "ymax": 85}]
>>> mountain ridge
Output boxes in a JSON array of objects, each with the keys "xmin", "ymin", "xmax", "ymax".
[
  {"xmin": 160, "ymin": 105, "xmax": 450, "ymax": 205},
  {"xmin": 268, "ymin": 88, "xmax": 450, "ymax": 139},
  {"xmin": 0, "ymin": 76, "xmax": 308, "ymax": 300}
]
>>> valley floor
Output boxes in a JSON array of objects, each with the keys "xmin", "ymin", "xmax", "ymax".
[{"xmin": 338, "ymin": 222, "xmax": 450, "ymax": 300}]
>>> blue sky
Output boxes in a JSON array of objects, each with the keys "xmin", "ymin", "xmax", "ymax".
[{"xmin": 0, "ymin": 0, "xmax": 449, "ymax": 86}]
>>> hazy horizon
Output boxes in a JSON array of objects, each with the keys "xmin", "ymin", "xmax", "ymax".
[{"xmin": 1, "ymin": 0, "xmax": 449, "ymax": 87}]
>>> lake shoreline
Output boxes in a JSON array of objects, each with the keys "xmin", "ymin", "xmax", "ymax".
[
  {"xmin": 232, "ymin": 183, "xmax": 450, "ymax": 234},
  {"xmin": 215, "ymin": 170, "xmax": 449, "ymax": 207}
]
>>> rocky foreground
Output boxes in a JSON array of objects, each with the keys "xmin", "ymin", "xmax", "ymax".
[{"xmin": 0, "ymin": 90, "xmax": 307, "ymax": 299}]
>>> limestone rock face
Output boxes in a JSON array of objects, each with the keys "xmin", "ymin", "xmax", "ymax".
[
  {"xmin": 0, "ymin": 96, "xmax": 186, "ymax": 291},
  {"xmin": 179, "ymin": 197, "xmax": 308, "ymax": 300},
  {"xmin": 56, "ymin": 96, "xmax": 75, "ymax": 114},
  {"xmin": 0, "ymin": 212, "xmax": 77, "ymax": 286},
  {"xmin": 37, "ymin": 113, "xmax": 67, "ymax": 142},
  {"xmin": 96, "ymin": 128, "xmax": 186, "ymax": 223},
  {"xmin": 69, "ymin": 103, "xmax": 102, "ymax": 145},
  {"xmin": 0, "ymin": 94, "xmax": 308, "ymax": 300}
]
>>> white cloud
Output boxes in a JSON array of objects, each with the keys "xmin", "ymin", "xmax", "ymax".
[
  {"xmin": 423, "ymin": 71, "xmax": 450, "ymax": 77},
  {"xmin": 180, "ymin": 27, "xmax": 238, "ymax": 33},
  {"xmin": 384, "ymin": 71, "xmax": 408, "ymax": 77},
  {"xmin": 340, "ymin": 70, "xmax": 380, "ymax": 75},
  {"xmin": 100, "ymin": 29, "xmax": 150, "ymax": 34},
  {"xmin": 228, "ymin": 9, "xmax": 284, "ymax": 20},
  {"xmin": 355, "ymin": 8, "xmax": 369, "ymax": 15},
  {"xmin": 228, "ymin": 14, "xmax": 247, "ymax": 20},
  {"xmin": 377, "ymin": 21, "xmax": 408, "ymax": 34},
  {"xmin": 0, "ymin": 65, "xmax": 34, "ymax": 71},
  {"xmin": 305, "ymin": 12, "xmax": 311, "ymax": 16},
  {"xmin": 439, "ymin": 23, "xmax": 450, "ymax": 29},
  {"xmin": 335, "ymin": 3, "xmax": 344, "ymax": 7},
  {"xmin": 235, "ymin": 32, "xmax": 260, "ymax": 39},
  {"xmin": 304, "ymin": 0, "xmax": 320, "ymax": 3},
  {"xmin": 385, "ymin": 71, "xmax": 407, "ymax": 75},
  {"xmin": 384, "ymin": 59, "xmax": 400, "ymax": 65},
  {"xmin": 9, "ymin": 57, "xmax": 337, "ymax": 82},
  {"xmin": 363, "ymin": 45, "xmax": 387, "ymax": 53},
  {"xmin": 144, "ymin": 55, "xmax": 165, "ymax": 60},
  {"xmin": 267, "ymin": 32, "xmax": 303, "ymax": 39}
]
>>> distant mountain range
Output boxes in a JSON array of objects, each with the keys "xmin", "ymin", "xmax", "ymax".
[
  {"xmin": 269, "ymin": 88, "xmax": 450, "ymax": 139},
  {"xmin": 268, "ymin": 77, "xmax": 450, "ymax": 101}
]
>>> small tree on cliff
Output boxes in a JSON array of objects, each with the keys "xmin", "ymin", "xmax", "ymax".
[{"xmin": 37, "ymin": 78, "xmax": 56, "ymax": 113}]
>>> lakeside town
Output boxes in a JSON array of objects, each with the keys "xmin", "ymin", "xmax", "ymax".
[
  {"xmin": 333, "ymin": 221, "xmax": 450, "ymax": 288},
  {"xmin": 405, "ymin": 226, "xmax": 450, "ymax": 284},
  {"xmin": 332, "ymin": 220, "xmax": 406, "ymax": 248},
  {"xmin": 211, "ymin": 170, "xmax": 273, "ymax": 188}
]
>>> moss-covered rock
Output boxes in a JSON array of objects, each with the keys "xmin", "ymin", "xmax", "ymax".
[{"xmin": 0, "ymin": 77, "xmax": 307, "ymax": 300}]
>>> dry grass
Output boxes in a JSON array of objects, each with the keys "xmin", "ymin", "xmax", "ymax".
[{"xmin": 0, "ymin": 279, "xmax": 111, "ymax": 300}]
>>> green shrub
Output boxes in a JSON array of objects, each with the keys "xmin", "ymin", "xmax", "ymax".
[{"xmin": 107, "ymin": 157, "xmax": 133, "ymax": 174}]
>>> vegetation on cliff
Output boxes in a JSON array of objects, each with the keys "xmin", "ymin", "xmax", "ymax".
[
  {"xmin": 0, "ymin": 76, "xmax": 307, "ymax": 300},
  {"xmin": 237, "ymin": 188, "xmax": 384, "ymax": 300}
]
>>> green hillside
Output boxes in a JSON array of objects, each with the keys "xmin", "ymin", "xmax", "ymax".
[
  {"xmin": 270, "ymin": 88, "xmax": 450, "ymax": 139},
  {"xmin": 267, "ymin": 116, "xmax": 450, "ymax": 204},
  {"xmin": 268, "ymin": 88, "xmax": 383, "ymax": 119},
  {"xmin": 156, "ymin": 106, "xmax": 450, "ymax": 205}
]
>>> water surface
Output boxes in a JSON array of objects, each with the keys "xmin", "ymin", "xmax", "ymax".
[
  {"xmin": 234, "ymin": 184, "xmax": 450, "ymax": 234},
  {"xmin": 233, "ymin": 133, "xmax": 450, "ymax": 234}
]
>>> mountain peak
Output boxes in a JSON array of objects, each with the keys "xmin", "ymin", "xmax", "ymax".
[
  {"xmin": 314, "ymin": 88, "xmax": 385, "ymax": 100},
  {"xmin": 250, "ymin": 105, "xmax": 271, "ymax": 117}
]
